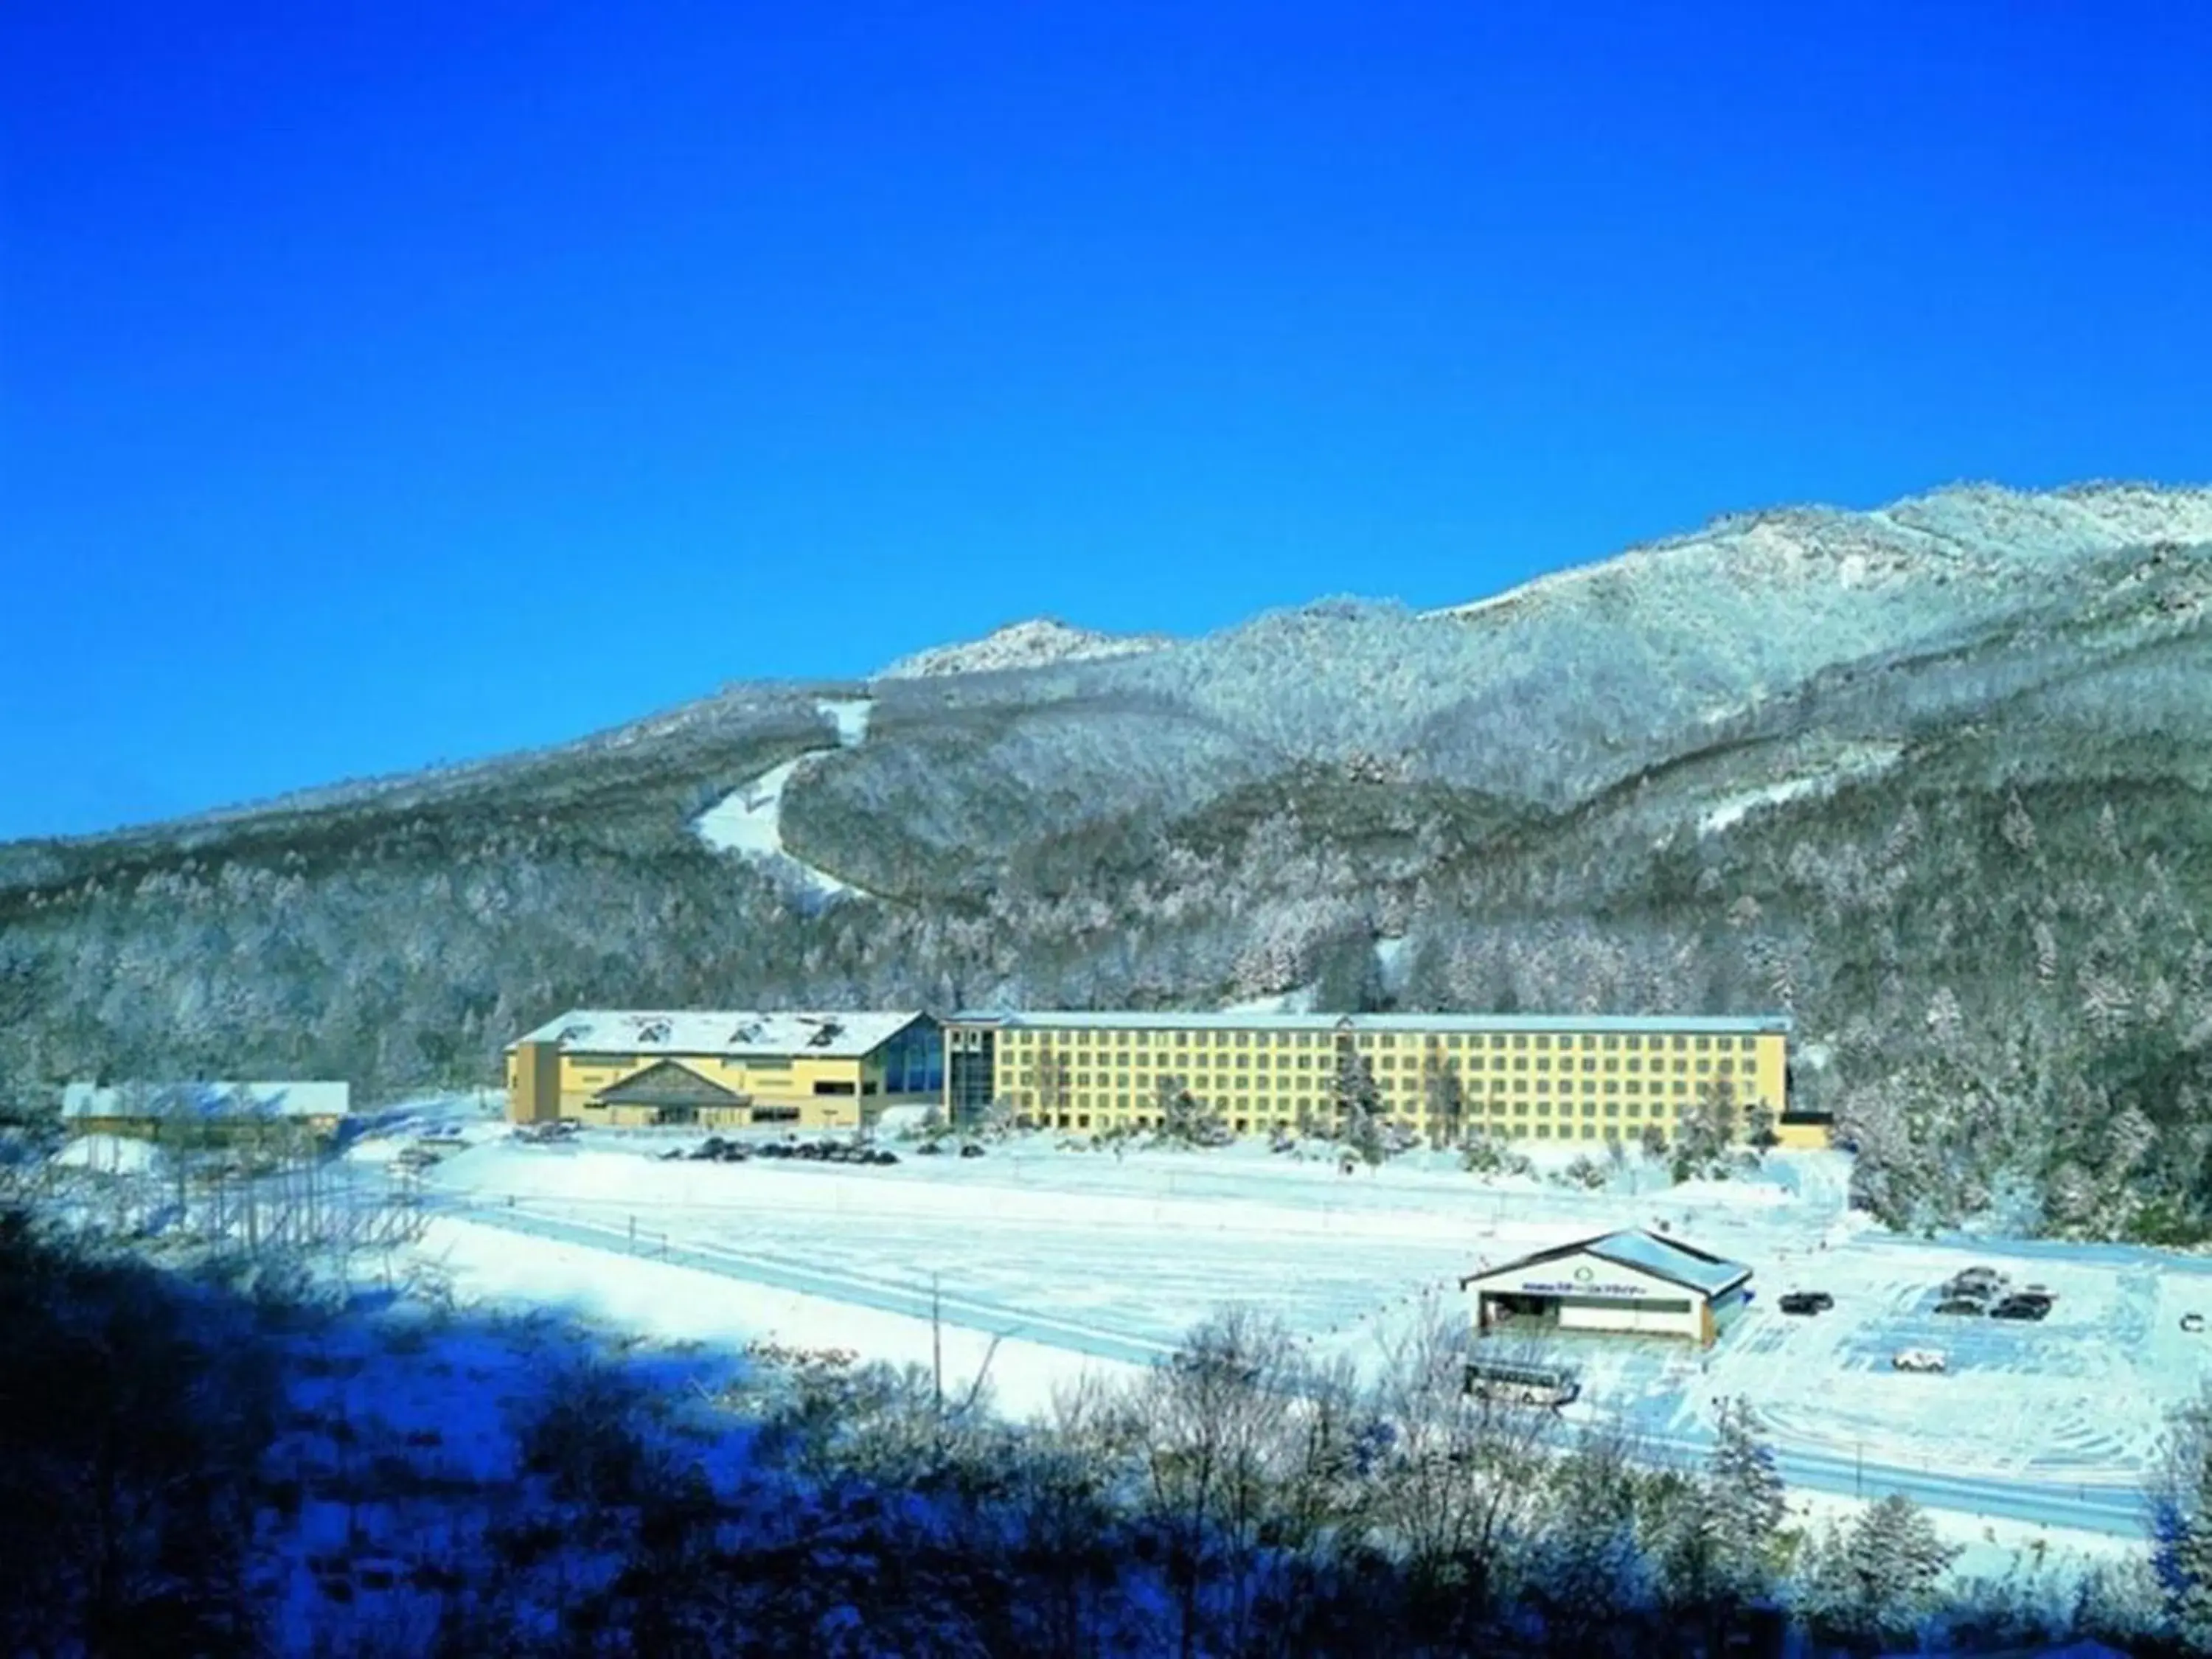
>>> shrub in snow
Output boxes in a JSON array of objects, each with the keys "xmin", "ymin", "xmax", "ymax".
[
  {"xmin": 515, "ymin": 1364, "xmax": 660, "ymax": 1506},
  {"xmin": 1460, "ymin": 1128, "xmax": 1534, "ymax": 1179},
  {"xmin": 1557, "ymin": 1154, "xmax": 1612, "ymax": 1192}
]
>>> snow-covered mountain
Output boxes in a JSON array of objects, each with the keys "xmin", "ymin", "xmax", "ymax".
[
  {"xmin": 7, "ymin": 480, "xmax": 2212, "ymax": 1242},
  {"xmin": 878, "ymin": 617, "xmax": 1172, "ymax": 679}
]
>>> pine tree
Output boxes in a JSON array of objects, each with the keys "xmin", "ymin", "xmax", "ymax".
[
  {"xmin": 1421, "ymin": 1058, "xmax": 1466, "ymax": 1149},
  {"xmin": 1821, "ymin": 1492, "xmax": 1959, "ymax": 1646},
  {"xmin": 2166, "ymin": 1439, "xmax": 2212, "ymax": 1652},
  {"xmin": 1705, "ymin": 1397, "xmax": 1786, "ymax": 1602},
  {"xmin": 1333, "ymin": 1043, "xmax": 1385, "ymax": 1164}
]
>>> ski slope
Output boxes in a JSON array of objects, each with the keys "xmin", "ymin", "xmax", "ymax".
[{"xmin": 689, "ymin": 695, "xmax": 875, "ymax": 898}]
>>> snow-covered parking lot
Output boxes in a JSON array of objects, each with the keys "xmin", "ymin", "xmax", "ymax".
[{"xmin": 392, "ymin": 1125, "xmax": 2208, "ymax": 1530}]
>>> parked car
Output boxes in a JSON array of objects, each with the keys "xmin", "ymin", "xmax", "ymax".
[
  {"xmin": 1893, "ymin": 1349, "xmax": 1948, "ymax": 1373},
  {"xmin": 915, "ymin": 1141, "xmax": 945, "ymax": 1155},
  {"xmin": 1933, "ymin": 1298, "xmax": 1986, "ymax": 1316},
  {"xmin": 759, "ymin": 1143, "xmax": 790, "ymax": 1160},
  {"xmin": 959, "ymin": 1142, "xmax": 987, "ymax": 1159},
  {"xmin": 2183, "ymin": 1312, "xmax": 2206, "ymax": 1335},
  {"xmin": 869, "ymin": 1150, "xmax": 900, "ymax": 1166},
  {"xmin": 1990, "ymin": 1295, "xmax": 2051, "ymax": 1321},
  {"xmin": 1778, "ymin": 1291, "xmax": 1834, "ymax": 1315},
  {"xmin": 1940, "ymin": 1276, "xmax": 2000, "ymax": 1301}
]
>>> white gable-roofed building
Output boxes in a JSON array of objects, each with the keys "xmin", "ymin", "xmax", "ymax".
[
  {"xmin": 1461, "ymin": 1228, "xmax": 1753, "ymax": 1346},
  {"xmin": 60, "ymin": 1081, "xmax": 352, "ymax": 1138}
]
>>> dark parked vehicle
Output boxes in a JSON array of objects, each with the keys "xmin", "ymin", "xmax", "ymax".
[
  {"xmin": 1990, "ymin": 1296, "xmax": 2051, "ymax": 1321},
  {"xmin": 959, "ymin": 1142, "xmax": 987, "ymax": 1159},
  {"xmin": 2184, "ymin": 1312, "xmax": 2206, "ymax": 1334},
  {"xmin": 1933, "ymin": 1298, "xmax": 1987, "ymax": 1316},
  {"xmin": 759, "ymin": 1143, "xmax": 790, "ymax": 1160},
  {"xmin": 916, "ymin": 1141, "xmax": 944, "ymax": 1155},
  {"xmin": 870, "ymin": 1150, "xmax": 900, "ymax": 1166},
  {"xmin": 1778, "ymin": 1292, "xmax": 1834, "ymax": 1315}
]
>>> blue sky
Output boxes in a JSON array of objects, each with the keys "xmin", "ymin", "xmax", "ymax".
[{"xmin": 4, "ymin": 1, "xmax": 2208, "ymax": 839}]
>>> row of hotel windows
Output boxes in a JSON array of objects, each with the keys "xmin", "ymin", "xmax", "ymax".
[
  {"xmin": 1004, "ymin": 1054, "xmax": 1746, "ymax": 1079},
  {"xmin": 1004, "ymin": 1072, "xmax": 1735, "ymax": 1096},
  {"xmin": 1023, "ymin": 1104, "xmax": 1690, "ymax": 1138},
  {"xmin": 1000, "ymin": 1079, "xmax": 1736, "ymax": 1108},
  {"xmin": 984, "ymin": 1029, "xmax": 1764, "ymax": 1053}
]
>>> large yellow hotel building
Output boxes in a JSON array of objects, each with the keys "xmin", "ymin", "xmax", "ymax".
[{"xmin": 943, "ymin": 1012, "xmax": 1820, "ymax": 1149}]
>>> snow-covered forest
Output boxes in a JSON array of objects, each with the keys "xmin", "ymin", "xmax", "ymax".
[
  {"xmin": 3, "ymin": 483, "xmax": 2210, "ymax": 1243},
  {"xmin": 0, "ymin": 1206, "xmax": 2188, "ymax": 1658}
]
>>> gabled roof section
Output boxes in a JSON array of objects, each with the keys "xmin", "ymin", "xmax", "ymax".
[
  {"xmin": 509, "ymin": 1010, "xmax": 935, "ymax": 1060},
  {"xmin": 590, "ymin": 1060, "xmax": 746, "ymax": 1109},
  {"xmin": 1459, "ymin": 1228, "xmax": 1751, "ymax": 1298}
]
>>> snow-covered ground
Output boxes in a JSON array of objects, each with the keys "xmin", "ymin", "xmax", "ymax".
[
  {"xmin": 421, "ymin": 1215, "xmax": 1141, "ymax": 1419},
  {"xmin": 391, "ymin": 1130, "xmax": 2203, "ymax": 1534},
  {"xmin": 53, "ymin": 1132, "xmax": 159, "ymax": 1173}
]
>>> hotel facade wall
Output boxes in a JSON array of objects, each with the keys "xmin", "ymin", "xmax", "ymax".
[
  {"xmin": 945, "ymin": 1018, "xmax": 1806, "ymax": 1149},
  {"xmin": 501, "ymin": 1048, "xmax": 939, "ymax": 1131}
]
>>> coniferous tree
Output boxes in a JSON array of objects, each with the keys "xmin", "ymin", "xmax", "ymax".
[
  {"xmin": 1801, "ymin": 1491, "xmax": 1960, "ymax": 1648},
  {"xmin": 1332, "ymin": 1042, "xmax": 1385, "ymax": 1164},
  {"xmin": 1705, "ymin": 1396, "xmax": 1787, "ymax": 1603},
  {"xmin": 1421, "ymin": 1057, "xmax": 1466, "ymax": 1148}
]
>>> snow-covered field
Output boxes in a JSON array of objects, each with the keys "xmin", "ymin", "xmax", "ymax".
[{"xmin": 392, "ymin": 1129, "xmax": 2207, "ymax": 1530}]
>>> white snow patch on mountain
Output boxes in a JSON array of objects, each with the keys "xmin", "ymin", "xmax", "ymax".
[
  {"xmin": 1221, "ymin": 984, "xmax": 1318, "ymax": 1015},
  {"xmin": 879, "ymin": 617, "xmax": 1172, "ymax": 679},
  {"xmin": 815, "ymin": 695, "xmax": 873, "ymax": 747},
  {"xmin": 1697, "ymin": 744, "xmax": 1905, "ymax": 838},
  {"xmin": 1374, "ymin": 936, "xmax": 1411, "ymax": 992},
  {"xmin": 692, "ymin": 758, "xmax": 860, "ymax": 900}
]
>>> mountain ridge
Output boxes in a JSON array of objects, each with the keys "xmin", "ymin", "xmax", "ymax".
[{"xmin": 5, "ymin": 479, "xmax": 2211, "ymax": 1245}]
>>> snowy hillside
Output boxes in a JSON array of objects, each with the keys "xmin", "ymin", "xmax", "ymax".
[
  {"xmin": 7, "ymin": 481, "xmax": 2212, "ymax": 1246},
  {"xmin": 877, "ymin": 616, "xmax": 1173, "ymax": 678}
]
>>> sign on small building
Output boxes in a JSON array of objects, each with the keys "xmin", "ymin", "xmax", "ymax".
[{"xmin": 1461, "ymin": 1228, "xmax": 1752, "ymax": 1346}]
